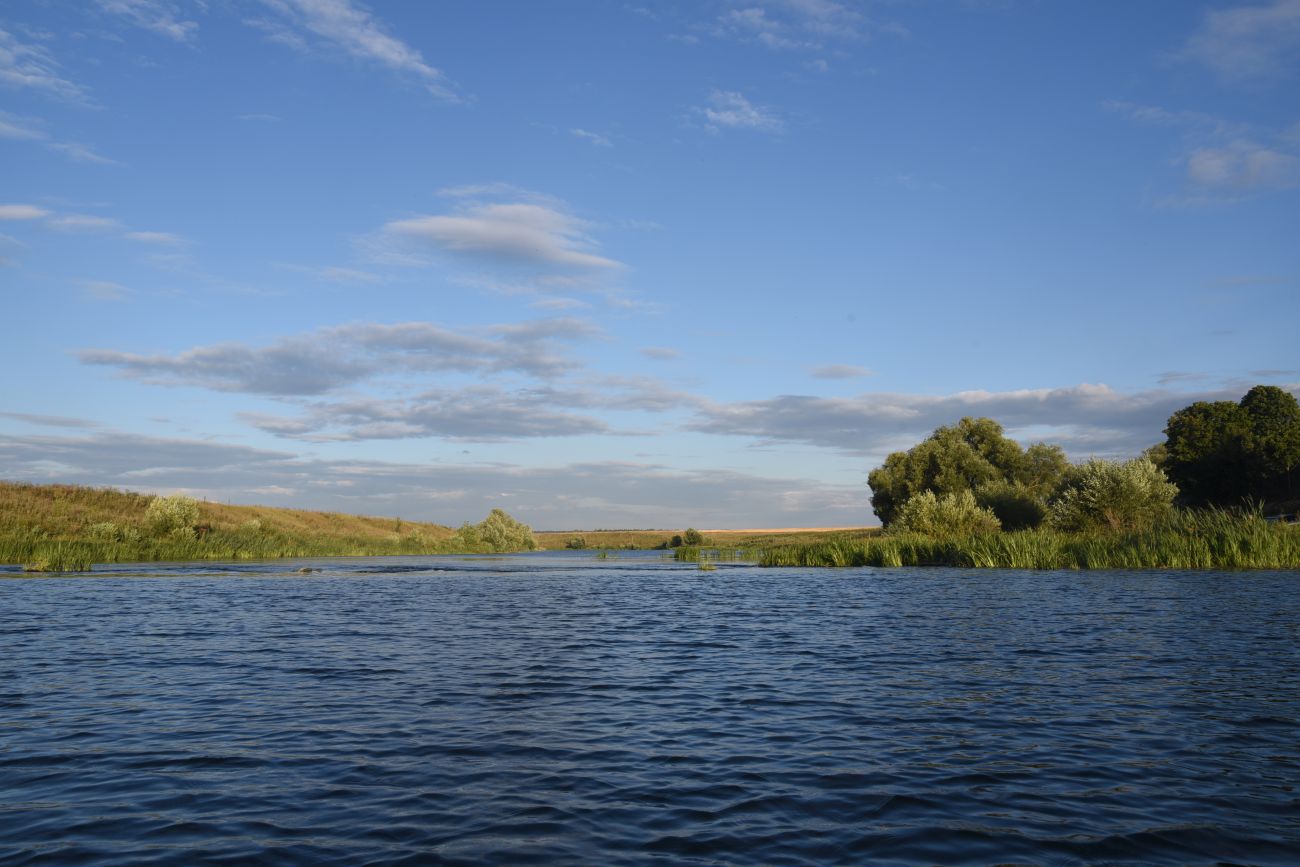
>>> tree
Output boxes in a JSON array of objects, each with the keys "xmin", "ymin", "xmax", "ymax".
[
  {"xmin": 1163, "ymin": 386, "xmax": 1300, "ymax": 507},
  {"xmin": 1240, "ymin": 385, "xmax": 1300, "ymax": 501},
  {"xmin": 682, "ymin": 527, "xmax": 705, "ymax": 546},
  {"xmin": 868, "ymin": 417, "xmax": 1067, "ymax": 527},
  {"xmin": 1049, "ymin": 458, "xmax": 1178, "ymax": 532}
]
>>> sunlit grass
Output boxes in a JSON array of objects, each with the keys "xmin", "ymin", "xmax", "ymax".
[
  {"xmin": 759, "ymin": 510, "xmax": 1300, "ymax": 570},
  {"xmin": 0, "ymin": 481, "xmax": 510, "ymax": 569}
]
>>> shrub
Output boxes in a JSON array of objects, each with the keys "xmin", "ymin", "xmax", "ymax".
[
  {"xmin": 890, "ymin": 490, "xmax": 1001, "ymax": 537},
  {"xmin": 455, "ymin": 509, "xmax": 538, "ymax": 552},
  {"xmin": 1050, "ymin": 458, "xmax": 1178, "ymax": 533},
  {"xmin": 146, "ymin": 495, "xmax": 200, "ymax": 534},
  {"xmin": 682, "ymin": 528, "xmax": 705, "ymax": 546},
  {"xmin": 564, "ymin": 536, "xmax": 588, "ymax": 549},
  {"xmin": 86, "ymin": 521, "xmax": 121, "ymax": 542},
  {"xmin": 974, "ymin": 480, "xmax": 1047, "ymax": 530}
]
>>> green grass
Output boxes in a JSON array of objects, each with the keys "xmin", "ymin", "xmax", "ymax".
[
  {"xmin": 759, "ymin": 510, "xmax": 1300, "ymax": 570},
  {"xmin": 0, "ymin": 481, "xmax": 507, "ymax": 570}
]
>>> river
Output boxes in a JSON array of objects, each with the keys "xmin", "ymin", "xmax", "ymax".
[{"xmin": 3, "ymin": 552, "xmax": 1298, "ymax": 864}]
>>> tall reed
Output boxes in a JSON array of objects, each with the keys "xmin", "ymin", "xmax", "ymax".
[{"xmin": 759, "ymin": 510, "xmax": 1300, "ymax": 570}]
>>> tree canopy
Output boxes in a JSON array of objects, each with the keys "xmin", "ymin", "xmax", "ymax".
[
  {"xmin": 867, "ymin": 417, "xmax": 1067, "ymax": 527},
  {"xmin": 1163, "ymin": 385, "xmax": 1300, "ymax": 507}
]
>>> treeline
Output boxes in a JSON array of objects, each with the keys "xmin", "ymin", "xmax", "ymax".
[{"xmin": 764, "ymin": 385, "xmax": 1300, "ymax": 569}]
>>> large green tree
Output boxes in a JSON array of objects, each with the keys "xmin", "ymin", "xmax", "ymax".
[
  {"xmin": 868, "ymin": 417, "xmax": 1067, "ymax": 527},
  {"xmin": 1163, "ymin": 386, "xmax": 1300, "ymax": 507}
]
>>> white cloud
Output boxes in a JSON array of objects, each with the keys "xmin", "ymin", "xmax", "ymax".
[
  {"xmin": 811, "ymin": 364, "xmax": 874, "ymax": 379},
  {"xmin": 97, "ymin": 0, "xmax": 199, "ymax": 41},
  {"xmin": 47, "ymin": 141, "xmax": 117, "ymax": 165},
  {"xmin": 0, "ymin": 110, "xmax": 114, "ymax": 165},
  {"xmin": 1105, "ymin": 100, "xmax": 1300, "ymax": 199},
  {"xmin": 47, "ymin": 214, "xmax": 122, "ymax": 232},
  {"xmin": 385, "ymin": 202, "xmax": 623, "ymax": 270},
  {"xmin": 81, "ymin": 279, "xmax": 130, "ymax": 301},
  {"xmin": 0, "ymin": 204, "xmax": 50, "ymax": 220},
  {"xmin": 1185, "ymin": 140, "xmax": 1300, "ymax": 189},
  {"xmin": 1184, "ymin": 0, "xmax": 1300, "ymax": 79},
  {"xmin": 296, "ymin": 264, "xmax": 383, "ymax": 283},
  {"xmin": 697, "ymin": 89, "xmax": 784, "ymax": 134},
  {"xmin": 254, "ymin": 0, "xmax": 459, "ymax": 101},
  {"xmin": 0, "ymin": 111, "xmax": 45, "ymax": 140},
  {"xmin": 687, "ymin": 383, "xmax": 1296, "ymax": 460},
  {"xmin": 571, "ymin": 128, "xmax": 613, "ymax": 147},
  {"xmin": 80, "ymin": 317, "xmax": 602, "ymax": 395},
  {"xmin": 124, "ymin": 230, "xmax": 187, "ymax": 245},
  {"xmin": 0, "ymin": 27, "xmax": 87, "ymax": 101}
]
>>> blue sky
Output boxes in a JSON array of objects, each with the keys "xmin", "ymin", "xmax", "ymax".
[{"xmin": 2, "ymin": 0, "xmax": 1297, "ymax": 529}]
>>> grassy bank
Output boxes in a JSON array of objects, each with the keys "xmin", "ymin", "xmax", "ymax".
[
  {"xmin": 759, "ymin": 510, "xmax": 1300, "ymax": 570},
  {"xmin": 1, "ymin": 481, "xmax": 467, "ymax": 570},
  {"xmin": 536, "ymin": 527, "xmax": 879, "ymax": 551}
]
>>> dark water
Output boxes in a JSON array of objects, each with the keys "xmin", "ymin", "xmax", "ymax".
[{"xmin": 3, "ymin": 553, "xmax": 1299, "ymax": 865}]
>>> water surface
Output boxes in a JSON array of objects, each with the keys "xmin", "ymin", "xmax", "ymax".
[{"xmin": 3, "ymin": 553, "xmax": 1299, "ymax": 864}]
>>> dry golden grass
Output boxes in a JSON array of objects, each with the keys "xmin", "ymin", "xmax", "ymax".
[{"xmin": 0, "ymin": 480, "xmax": 454, "ymax": 544}]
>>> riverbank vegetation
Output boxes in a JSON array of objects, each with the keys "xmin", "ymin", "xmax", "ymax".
[
  {"xmin": 770, "ymin": 385, "xmax": 1300, "ymax": 570},
  {"xmin": 0, "ymin": 482, "xmax": 537, "ymax": 571}
]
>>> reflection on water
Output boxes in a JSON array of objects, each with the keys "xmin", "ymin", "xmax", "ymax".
[{"xmin": 3, "ymin": 553, "xmax": 1299, "ymax": 865}]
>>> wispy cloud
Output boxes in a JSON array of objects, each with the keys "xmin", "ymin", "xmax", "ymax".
[
  {"xmin": 0, "ymin": 27, "xmax": 88, "ymax": 101},
  {"xmin": 80, "ymin": 317, "xmax": 602, "ymax": 395},
  {"xmin": 384, "ymin": 197, "xmax": 623, "ymax": 271},
  {"xmin": 0, "ymin": 203, "xmax": 50, "ymax": 220},
  {"xmin": 285, "ymin": 263, "xmax": 383, "ymax": 284},
  {"xmin": 811, "ymin": 364, "xmax": 874, "ymax": 380},
  {"xmin": 81, "ymin": 279, "xmax": 131, "ymax": 301},
  {"xmin": 47, "ymin": 214, "xmax": 122, "ymax": 232},
  {"xmin": 97, "ymin": 0, "xmax": 199, "ymax": 41},
  {"xmin": 1185, "ymin": 140, "xmax": 1300, "ymax": 190},
  {"xmin": 697, "ymin": 89, "xmax": 784, "ymax": 134},
  {"xmin": 1104, "ymin": 100, "xmax": 1300, "ymax": 200},
  {"xmin": 570, "ymin": 128, "xmax": 613, "ymax": 147},
  {"xmin": 640, "ymin": 347, "xmax": 681, "ymax": 361},
  {"xmin": 124, "ymin": 230, "xmax": 187, "ymax": 245},
  {"xmin": 0, "ymin": 411, "xmax": 98, "ymax": 429},
  {"xmin": 0, "ymin": 111, "xmax": 45, "ymax": 140},
  {"xmin": 47, "ymin": 141, "xmax": 118, "ymax": 165},
  {"xmin": 251, "ymin": 0, "xmax": 459, "ymax": 101},
  {"xmin": 687, "ymin": 383, "xmax": 1299, "ymax": 460},
  {"xmin": 0, "ymin": 110, "xmax": 115, "ymax": 165},
  {"xmin": 1183, "ymin": 0, "xmax": 1300, "ymax": 80},
  {"xmin": 242, "ymin": 388, "xmax": 613, "ymax": 442}
]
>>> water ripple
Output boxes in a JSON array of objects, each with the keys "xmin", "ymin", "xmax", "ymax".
[{"xmin": 2, "ymin": 554, "xmax": 1299, "ymax": 864}]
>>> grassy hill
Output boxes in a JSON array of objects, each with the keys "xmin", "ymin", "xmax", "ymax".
[{"xmin": 1, "ymin": 481, "xmax": 460, "ymax": 570}]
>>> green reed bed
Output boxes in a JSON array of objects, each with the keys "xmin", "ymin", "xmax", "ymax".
[
  {"xmin": 2, "ymin": 527, "xmax": 460, "ymax": 573},
  {"xmin": 759, "ymin": 511, "xmax": 1300, "ymax": 570},
  {"xmin": 672, "ymin": 546, "xmax": 761, "ymax": 563}
]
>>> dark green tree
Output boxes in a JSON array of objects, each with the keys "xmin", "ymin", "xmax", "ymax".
[
  {"xmin": 1240, "ymin": 385, "xmax": 1300, "ymax": 501},
  {"xmin": 1163, "ymin": 386, "xmax": 1300, "ymax": 507},
  {"xmin": 868, "ymin": 417, "xmax": 1067, "ymax": 527}
]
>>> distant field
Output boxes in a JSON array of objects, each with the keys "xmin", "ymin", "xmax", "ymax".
[{"xmin": 534, "ymin": 527, "xmax": 880, "ymax": 550}]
